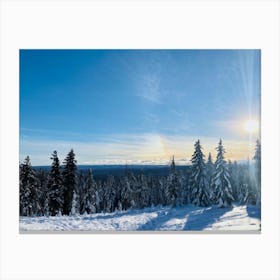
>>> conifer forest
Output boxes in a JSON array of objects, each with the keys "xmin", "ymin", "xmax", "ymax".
[{"xmin": 19, "ymin": 139, "xmax": 261, "ymax": 217}]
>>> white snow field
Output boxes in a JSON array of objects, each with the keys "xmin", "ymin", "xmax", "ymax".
[{"xmin": 19, "ymin": 204, "xmax": 261, "ymax": 232}]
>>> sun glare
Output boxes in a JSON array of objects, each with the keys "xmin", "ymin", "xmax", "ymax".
[{"xmin": 243, "ymin": 119, "xmax": 259, "ymax": 133}]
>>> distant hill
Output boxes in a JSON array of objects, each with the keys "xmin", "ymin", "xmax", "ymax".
[{"xmin": 34, "ymin": 164, "xmax": 191, "ymax": 179}]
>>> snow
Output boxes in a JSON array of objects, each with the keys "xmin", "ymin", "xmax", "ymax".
[{"xmin": 19, "ymin": 204, "xmax": 261, "ymax": 232}]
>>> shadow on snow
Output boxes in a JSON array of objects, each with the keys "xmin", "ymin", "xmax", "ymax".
[
  {"xmin": 182, "ymin": 206, "xmax": 232, "ymax": 230},
  {"xmin": 137, "ymin": 205, "xmax": 232, "ymax": 231},
  {"xmin": 245, "ymin": 205, "xmax": 261, "ymax": 219}
]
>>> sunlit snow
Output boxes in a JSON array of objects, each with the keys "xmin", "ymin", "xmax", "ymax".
[{"xmin": 19, "ymin": 204, "xmax": 260, "ymax": 232}]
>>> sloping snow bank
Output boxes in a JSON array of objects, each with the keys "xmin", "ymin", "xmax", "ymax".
[{"xmin": 19, "ymin": 204, "xmax": 260, "ymax": 232}]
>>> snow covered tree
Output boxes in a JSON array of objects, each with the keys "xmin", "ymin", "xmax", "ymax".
[
  {"xmin": 80, "ymin": 169, "xmax": 97, "ymax": 214},
  {"xmin": 19, "ymin": 156, "xmax": 41, "ymax": 216},
  {"xmin": 148, "ymin": 175, "xmax": 161, "ymax": 206},
  {"xmin": 139, "ymin": 172, "xmax": 150, "ymax": 208},
  {"xmin": 103, "ymin": 176, "xmax": 117, "ymax": 213},
  {"xmin": 212, "ymin": 139, "xmax": 234, "ymax": 207},
  {"xmin": 76, "ymin": 172, "xmax": 86, "ymax": 214},
  {"xmin": 36, "ymin": 169, "xmax": 48, "ymax": 216},
  {"xmin": 62, "ymin": 149, "xmax": 77, "ymax": 215},
  {"xmin": 206, "ymin": 152, "xmax": 215, "ymax": 199},
  {"xmin": 119, "ymin": 174, "xmax": 133, "ymax": 210},
  {"xmin": 165, "ymin": 156, "xmax": 181, "ymax": 207},
  {"xmin": 227, "ymin": 160, "xmax": 239, "ymax": 201},
  {"xmin": 70, "ymin": 189, "xmax": 79, "ymax": 216},
  {"xmin": 47, "ymin": 151, "xmax": 64, "ymax": 216},
  {"xmin": 242, "ymin": 160, "xmax": 257, "ymax": 205},
  {"xmin": 128, "ymin": 172, "xmax": 141, "ymax": 209},
  {"xmin": 235, "ymin": 163, "xmax": 249, "ymax": 204},
  {"xmin": 188, "ymin": 140, "xmax": 211, "ymax": 207},
  {"xmin": 206, "ymin": 153, "xmax": 214, "ymax": 184},
  {"xmin": 253, "ymin": 139, "xmax": 261, "ymax": 206},
  {"xmin": 179, "ymin": 170, "xmax": 189, "ymax": 205},
  {"xmin": 158, "ymin": 177, "xmax": 168, "ymax": 206}
]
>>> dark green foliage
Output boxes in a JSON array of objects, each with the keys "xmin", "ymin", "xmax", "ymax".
[
  {"xmin": 189, "ymin": 140, "xmax": 211, "ymax": 207},
  {"xmin": 80, "ymin": 169, "xmax": 97, "ymax": 214},
  {"xmin": 62, "ymin": 149, "xmax": 77, "ymax": 215},
  {"xmin": 19, "ymin": 156, "xmax": 41, "ymax": 216},
  {"xmin": 47, "ymin": 151, "xmax": 64, "ymax": 216},
  {"xmin": 212, "ymin": 140, "xmax": 234, "ymax": 207},
  {"xmin": 19, "ymin": 139, "xmax": 261, "ymax": 216}
]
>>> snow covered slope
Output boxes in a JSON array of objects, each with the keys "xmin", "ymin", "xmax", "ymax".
[{"xmin": 19, "ymin": 204, "xmax": 261, "ymax": 232}]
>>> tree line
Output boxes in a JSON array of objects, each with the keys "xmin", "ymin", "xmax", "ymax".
[{"xmin": 19, "ymin": 139, "xmax": 261, "ymax": 216}]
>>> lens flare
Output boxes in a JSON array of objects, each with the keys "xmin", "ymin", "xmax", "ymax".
[{"xmin": 243, "ymin": 119, "xmax": 259, "ymax": 133}]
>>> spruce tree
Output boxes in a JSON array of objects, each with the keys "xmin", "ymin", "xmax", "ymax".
[
  {"xmin": 159, "ymin": 177, "xmax": 168, "ymax": 206},
  {"xmin": 120, "ymin": 174, "xmax": 132, "ymax": 210},
  {"xmin": 37, "ymin": 169, "xmax": 48, "ymax": 216},
  {"xmin": 242, "ymin": 160, "xmax": 257, "ymax": 205},
  {"xmin": 139, "ymin": 172, "xmax": 150, "ymax": 208},
  {"xmin": 188, "ymin": 140, "xmax": 210, "ymax": 207},
  {"xmin": 206, "ymin": 153, "xmax": 214, "ymax": 184},
  {"xmin": 62, "ymin": 149, "xmax": 77, "ymax": 215},
  {"xmin": 149, "ymin": 175, "xmax": 159, "ymax": 206},
  {"xmin": 253, "ymin": 139, "xmax": 261, "ymax": 206},
  {"xmin": 179, "ymin": 171, "xmax": 189, "ymax": 205},
  {"xmin": 236, "ymin": 163, "xmax": 248, "ymax": 204},
  {"xmin": 206, "ymin": 152, "xmax": 215, "ymax": 200},
  {"xmin": 47, "ymin": 151, "xmax": 64, "ymax": 216},
  {"xmin": 70, "ymin": 189, "xmax": 79, "ymax": 216},
  {"xmin": 129, "ymin": 173, "xmax": 141, "ymax": 209},
  {"xmin": 19, "ymin": 156, "xmax": 40, "ymax": 216},
  {"xmin": 212, "ymin": 139, "xmax": 234, "ymax": 207},
  {"xmin": 166, "ymin": 156, "xmax": 180, "ymax": 207},
  {"xmin": 228, "ymin": 160, "xmax": 239, "ymax": 201},
  {"xmin": 77, "ymin": 172, "xmax": 85, "ymax": 214},
  {"xmin": 81, "ymin": 169, "xmax": 97, "ymax": 214},
  {"xmin": 103, "ymin": 176, "xmax": 116, "ymax": 213}
]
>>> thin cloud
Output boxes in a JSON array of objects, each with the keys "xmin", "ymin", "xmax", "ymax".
[
  {"xmin": 137, "ymin": 73, "xmax": 162, "ymax": 104},
  {"xmin": 20, "ymin": 133, "xmax": 257, "ymax": 166}
]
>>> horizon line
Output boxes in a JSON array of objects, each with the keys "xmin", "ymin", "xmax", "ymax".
[{"xmin": 31, "ymin": 159, "xmax": 252, "ymax": 167}]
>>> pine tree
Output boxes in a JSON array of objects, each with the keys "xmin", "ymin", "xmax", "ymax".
[
  {"xmin": 47, "ymin": 151, "xmax": 64, "ymax": 216},
  {"xmin": 81, "ymin": 169, "xmax": 97, "ymax": 214},
  {"xmin": 62, "ymin": 149, "xmax": 77, "ymax": 215},
  {"xmin": 129, "ymin": 172, "xmax": 141, "ymax": 209},
  {"xmin": 206, "ymin": 153, "xmax": 214, "ymax": 184},
  {"xmin": 159, "ymin": 177, "xmax": 168, "ymax": 206},
  {"xmin": 253, "ymin": 139, "xmax": 261, "ymax": 206},
  {"xmin": 103, "ymin": 176, "xmax": 116, "ymax": 213},
  {"xmin": 19, "ymin": 156, "xmax": 41, "ymax": 216},
  {"xmin": 166, "ymin": 156, "xmax": 180, "ymax": 207},
  {"xmin": 149, "ymin": 175, "xmax": 160, "ymax": 206},
  {"xmin": 206, "ymin": 152, "xmax": 215, "ymax": 200},
  {"xmin": 120, "ymin": 174, "xmax": 132, "ymax": 210},
  {"xmin": 212, "ymin": 139, "xmax": 234, "ymax": 207},
  {"xmin": 236, "ymin": 163, "xmax": 248, "ymax": 204},
  {"xmin": 170, "ymin": 155, "xmax": 176, "ymax": 173},
  {"xmin": 227, "ymin": 160, "xmax": 239, "ymax": 201},
  {"xmin": 94, "ymin": 180, "xmax": 102, "ymax": 213},
  {"xmin": 37, "ymin": 169, "xmax": 48, "ymax": 216},
  {"xmin": 242, "ymin": 160, "xmax": 257, "ymax": 205},
  {"xmin": 188, "ymin": 140, "xmax": 211, "ymax": 207},
  {"xmin": 179, "ymin": 170, "xmax": 189, "ymax": 205},
  {"xmin": 70, "ymin": 189, "xmax": 79, "ymax": 216}
]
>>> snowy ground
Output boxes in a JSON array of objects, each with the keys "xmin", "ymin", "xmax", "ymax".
[{"xmin": 19, "ymin": 204, "xmax": 261, "ymax": 232}]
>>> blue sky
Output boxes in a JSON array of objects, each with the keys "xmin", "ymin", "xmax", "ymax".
[{"xmin": 20, "ymin": 50, "xmax": 261, "ymax": 165}]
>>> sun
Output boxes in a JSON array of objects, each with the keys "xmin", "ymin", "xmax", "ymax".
[{"xmin": 243, "ymin": 119, "xmax": 259, "ymax": 133}]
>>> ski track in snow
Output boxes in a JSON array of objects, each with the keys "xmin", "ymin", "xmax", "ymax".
[{"xmin": 19, "ymin": 205, "xmax": 261, "ymax": 232}]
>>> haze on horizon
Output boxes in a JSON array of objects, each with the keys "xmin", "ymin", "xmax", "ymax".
[{"xmin": 20, "ymin": 49, "xmax": 261, "ymax": 166}]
